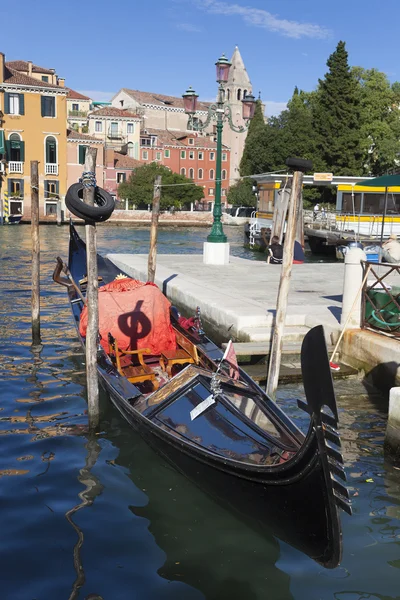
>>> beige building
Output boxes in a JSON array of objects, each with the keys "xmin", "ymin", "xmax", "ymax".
[
  {"xmin": 111, "ymin": 89, "xmax": 213, "ymax": 134},
  {"xmin": 66, "ymin": 89, "xmax": 91, "ymax": 132},
  {"xmin": 88, "ymin": 106, "xmax": 141, "ymax": 158},
  {"xmin": 221, "ymin": 46, "xmax": 253, "ymax": 181}
]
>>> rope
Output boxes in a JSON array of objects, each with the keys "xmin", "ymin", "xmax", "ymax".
[{"xmin": 80, "ymin": 171, "xmax": 97, "ymax": 189}]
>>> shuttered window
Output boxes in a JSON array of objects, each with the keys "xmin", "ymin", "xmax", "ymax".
[
  {"xmin": 41, "ymin": 96, "xmax": 55, "ymax": 117},
  {"xmin": 78, "ymin": 145, "xmax": 87, "ymax": 165},
  {"xmin": 4, "ymin": 93, "xmax": 25, "ymax": 115},
  {"xmin": 44, "ymin": 180, "xmax": 59, "ymax": 198},
  {"xmin": 46, "ymin": 137, "xmax": 57, "ymax": 163},
  {"xmin": 5, "ymin": 136, "xmax": 25, "ymax": 161}
]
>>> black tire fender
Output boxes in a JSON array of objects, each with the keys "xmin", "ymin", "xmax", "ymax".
[{"xmin": 65, "ymin": 183, "xmax": 115, "ymax": 223}]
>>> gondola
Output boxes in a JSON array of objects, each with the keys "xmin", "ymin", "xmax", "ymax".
[{"xmin": 53, "ymin": 224, "xmax": 351, "ymax": 569}]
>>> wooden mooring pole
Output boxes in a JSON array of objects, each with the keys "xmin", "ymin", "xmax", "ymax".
[
  {"xmin": 266, "ymin": 158, "xmax": 312, "ymax": 398},
  {"xmin": 147, "ymin": 175, "xmax": 161, "ymax": 283},
  {"xmin": 31, "ymin": 160, "xmax": 42, "ymax": 347},
  {"xmin": 83, "ymin": 147, "xmax": 100, "ymax": 429}
]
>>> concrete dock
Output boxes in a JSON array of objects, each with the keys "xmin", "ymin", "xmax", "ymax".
[{"xmin": 107, "ymin": 253, "xmax": 345, "ymax": 346}]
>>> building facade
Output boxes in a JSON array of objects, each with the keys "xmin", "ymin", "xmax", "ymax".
[
  {"xmin": 88, "ymin": 107, "xmax": 141, "ymax": 157},
  {"xmin": 66, "ymin": 89, "xmax": 91, "ymax": 132},
  {"xmin": 138, "ymin": 128, "xmax": 230, "ymax": 205},
  {"xmin": 0, "ymin": 52, "xmax": 68, "ymax": 219}
]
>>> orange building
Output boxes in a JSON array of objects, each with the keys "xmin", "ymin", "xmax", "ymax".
[{"xmin": 138, "ymin": 129, "xmax": 230, "ymax": 206}]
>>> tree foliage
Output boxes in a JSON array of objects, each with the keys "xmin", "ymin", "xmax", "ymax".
[
  {"xmin": 118, "ymin": 163, "xmax": 204, "ymax": 210},
  {"xmin": 227, "ymin": 179, "xmax": 256, "ymax": 207}
]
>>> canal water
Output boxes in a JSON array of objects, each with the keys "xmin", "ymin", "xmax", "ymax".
[{"xmin": 0, "ymin": 224, "xmax": 399, "ymax": 600}]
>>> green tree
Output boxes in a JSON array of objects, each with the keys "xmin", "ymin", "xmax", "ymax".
[
  {"xmin": 118, "ymin": 163, "xmax": 204, "ymax": 210},
  {"xmin": 353, "ymin": 67, "xmax": 400, "ymax": 175},
  {"xmin": 239, "ymin": 99, "xmax": 268, "ymax": 176},
  {"xmin": 313, "ymin": 41, "xmax": 364, "ymax": 175},
  {"xmin": 227, "ymin": 179, "xmax": 256, "ymax": 207},
  {"xmin": 281, "ymin": 87, "xmax": 319, "ymax": 170}
]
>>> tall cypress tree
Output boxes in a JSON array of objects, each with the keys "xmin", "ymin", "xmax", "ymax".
[
  {"xmin": 239, "ymin": 99, "xmax": 267, "ymax": 176},
  {"xmin": 281, "ymin": 87, "xmax": 317, "ymax": 169},
  {"xmin": 313, "ymin": 41, "xmax": 364, "ymax": 175}
]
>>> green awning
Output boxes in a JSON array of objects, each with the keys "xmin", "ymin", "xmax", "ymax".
[
  {"xmin": 0, "ymin": 130, "xmax": 5, "ymax": 155},
  {"xmin": 356, "ymin": 174, "xmax": 400, "ymax": 188}
]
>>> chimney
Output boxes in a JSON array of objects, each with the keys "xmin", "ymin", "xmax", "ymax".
[
  {"xmin": 58, "ymin": 77, "xmax": 65, "ymax": 88},
  {"xmin": 105, "ymin": 147, "xmax": 115, "ymax": 168},
  {"xmin": 28, "ymin": 61, "xmax": 32, "ymax": 76},
  {"xmin": 49, "ymin": 68, "xmax": 56, "ymax": 84},
  {"xmin": 0, "ymin": 52, "xmax": 4, "ymax": 84}
]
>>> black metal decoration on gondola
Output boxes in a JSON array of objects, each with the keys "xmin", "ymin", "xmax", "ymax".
[{"xmin": 53, "ymin": 224, "xmax": 351, "ymax": 568}]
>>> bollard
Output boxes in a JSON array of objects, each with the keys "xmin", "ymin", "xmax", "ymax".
[
  {"xmin": 385, "ymin": 387, "xmax": 400, "ymax": 461},
  {"xmin": 341, "ymin": 247, "xmax": 366, "ymax": 328}
]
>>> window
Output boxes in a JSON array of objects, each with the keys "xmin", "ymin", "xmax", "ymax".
[
  {"xmin": 41, "ymin": 96, "xmax": 56, "ymax": 117},
  {"xmin": 222, "ymin": 169, "xmax": 227, "ymax": 180},
  {"xmin": 164, "ymin": 149, "xmax": 170, "ymax": 158},
  {"xmin": 189, "ymin": 151, "xmax": 194, "ymax": 160},
  {"xmin": 222, "ymin": 189, "xmax": 226, "ymax": 196},
  {"xmin": 198, "ymin": 168, "xmax": 203, "ymax": 179},
  {"xmin": 342, "ymin": 193, "xmax": 361, "ymax": 213},
  {"xmin": 117, "ymin": 172, "xmax": 126, "ymax": 183},
  {"xmin": 95, "ymin": 121, "xmax": 102, "ymax": 132},
  {"xmin": 189, "ymin": 168, "xmax": 194, "ymax": 179},
  {"xmin": 210, "ymin": 169, "xmax": 214, "ymax": 180},
  {"xmin": 141, "ymin": 137, "xmax": 151, "ymax": 146},
  {"xmin": 209, "ymin": 188, "xmax": 214, "ymax": 196},
  {"xmin": 188, "ymin": 138, "xmax": 194, "ymax": 145},
  {"xmin": 7, "ymin": 133, "xmax": 25, "ymax": 162},
  {"xmin": 44, "ymin": 180, "xmax": 59, "ymax": 199},
  {"xmin": 110, "ymin": 122, "xmax": 119, "ymax": 137},
  {"xmin": 156, "ymin": 152, "xmax": 162, "ymax": 161},
  {"xmin": 46, "ymin": 136, "xmax": 57, "ymax": 164},
  {"xmin": 5, "ymin": 93, "xmax": 24, "ymax": 115},
  {"xmin": 42, "ymin": 75, "xmax": 49, "ymax": 82},
  {"xmin": 222, "ymin": 153, "xmax": 227, "ymax": 161},
  {"xmin": 181, "ymin": 150, "xmax": 186, "ymax": 159},
  {"xmin": 127, "ymin": 142, "xmax": 134, "ymax": 158},
  {"xmin": 243, "ymin": 89, "xmax": 248, "ymax": 99},
  {"xmin": 227, "ymin": 89, "xmax": 230, "ymax": 101},
  {"xmin": 237, "ymin": 89, "xmax": 242, "ymax": 101},
  {"xmin": 181, "ymin": 168, "xmax": 186, "ymax": 176},
  {"xmin": 72, "ymin": 103, "xmax": 79, "ymax": 111},
  {"xmin": 78, "ymin": 144, "xmax": 87, "ymax": 165},
  {"xmin": 142, "ymin": 150, "xmax": 148, "ymax": 160},
  {"xmin": 127, "ymin": 123, "xmax": 134, "ymax": 134},
  {"xmin": 198, "ymin": 152, "xmax": 203, "ymax": 160},
  {"xmin": 210, "ymin": 152, "xmax": 215, "ymax": 161},
  {"xmin": 9, "ymin": 179, "xmax": 22, "ymax": 196}
]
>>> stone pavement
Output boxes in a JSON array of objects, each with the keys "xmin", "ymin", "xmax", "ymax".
[{"xmin": 107, "ymin": 253, "xmax": 346, "ymax": 346}]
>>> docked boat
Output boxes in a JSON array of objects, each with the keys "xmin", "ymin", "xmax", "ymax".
[{"xmin": 53, "ymin": 224, "xmax": 351, "ymax": 568}]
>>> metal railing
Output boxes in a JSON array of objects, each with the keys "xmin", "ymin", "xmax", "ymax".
[
  {"xmin": 107, "ymin": 129, "xmax": 124, "ymax": 140},
  {"xmin": 45, "ymin": 163, "xmax": 58, "ymax": 175},
  {"xmin": 361, "ymin": 260, "xmax": 400, "ymax": 337},
  {"xmin": 8, "ymin": 161, "xmax": 23, "ymax": 173},
  {"xmin": 68, "ymin": 110, "xmax": 88, "ymax": 118}
]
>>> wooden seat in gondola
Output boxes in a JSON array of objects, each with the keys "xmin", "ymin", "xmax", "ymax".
[
  {"xmin": 160, "ymin": 329, "xmax": 199, "ymax": 377},
  {"xmin": 108, "ymin": 333, "xmax": 159, "ymax": 390}
]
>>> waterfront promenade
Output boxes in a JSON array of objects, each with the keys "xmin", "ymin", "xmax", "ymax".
[{"xmin": 107, "ymin": 253, "xmax": 345, "ymax": 346}]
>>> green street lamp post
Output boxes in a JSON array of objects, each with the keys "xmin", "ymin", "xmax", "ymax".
[{"xmin": 183, "ymin": 55, "xmax": 256, "ymax": 245}]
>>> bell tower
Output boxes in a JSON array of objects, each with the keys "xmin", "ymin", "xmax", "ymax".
[{"xmin": 221, "ymin": 46, "xmax": 252, "ymax": 182}]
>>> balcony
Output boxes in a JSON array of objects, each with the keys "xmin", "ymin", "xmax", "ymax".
[
  {"xmin": 8, "ymin": 161, "xmax": 23, "ymax": 174},
  {"xmin": 107, "ymin": 128, "xmax": 124, "ymax": 140},
  {"xmin": 68, "ymin": 110, "xmax": 88, "ymax": 118},
  {"xmin": 45, "ymin": 163, "xmax": 58, "ymax": 175}
]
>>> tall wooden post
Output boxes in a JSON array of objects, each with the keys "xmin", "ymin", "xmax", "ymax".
[
  {"xmin": 83, "ymin": 147, "xmax": 99, "ymax": 429},
  {"xmin": 31, "ymin": 161, "xmax": 41, "ymax": 347},
  {"xmin": 147, "ymin": 175, "xmax": 161, "ymax": 283},
  {"xmin": 266, "ymin": 158, "xmax": 312, "ymax": 398}
]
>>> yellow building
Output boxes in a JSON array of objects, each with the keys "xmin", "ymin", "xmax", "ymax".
[{"xmin": 0, "ymin": 53, "xmax": 68, "ymax": 220}]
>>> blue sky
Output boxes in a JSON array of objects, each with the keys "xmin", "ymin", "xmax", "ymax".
[{"xmin": 3, "ymin": 0, "xmax": 400, "ymax": 116}]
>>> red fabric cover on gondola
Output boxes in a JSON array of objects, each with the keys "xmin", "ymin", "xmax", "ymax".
[{"xmin": 79, "ymin": 277, "xmax": 176, "ymax": 354}]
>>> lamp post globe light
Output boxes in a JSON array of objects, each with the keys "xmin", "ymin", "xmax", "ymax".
[{"xmin": 183, "ymin": 54, "xmax": 256, "ymax": 265}]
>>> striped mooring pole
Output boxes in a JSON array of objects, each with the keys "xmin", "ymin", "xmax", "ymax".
[{"xmin": 3, "ymin": 190, "xmax": 9, "ymax": 224}]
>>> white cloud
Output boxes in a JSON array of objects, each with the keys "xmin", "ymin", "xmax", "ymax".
[
  {"xmin": 196, "ymin": 0, "xmax": 331, "ymax": 39},
  {"xmin": 78, "ymin": 90, "xmax": 115, "ymax": 102},
  {"xmin": 176, "ymin": 22, "xmax": 203, "ymax": 32},
  {"xmin": 265, "ymin": 101, "xmax": 287, "ymax": 117}
]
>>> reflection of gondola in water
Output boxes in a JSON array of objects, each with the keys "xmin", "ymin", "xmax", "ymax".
[{"xmin": 53, "ymin": 224, "xmax": 352, "ymax": 569}]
